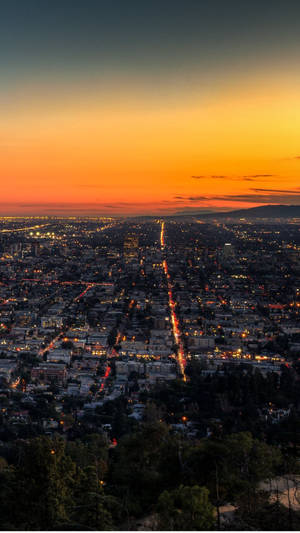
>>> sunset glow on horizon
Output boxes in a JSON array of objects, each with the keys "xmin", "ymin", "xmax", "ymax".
[{"xmin": 1, "ymin": 0, "xmax": 300, "ymax": 216}]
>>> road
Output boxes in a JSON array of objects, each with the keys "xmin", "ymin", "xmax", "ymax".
[
  {"xmin": 160, "ymin": 221, "xmax": 165, "ymax": 249},
  {"xmin": 73, "ymin": 283, "xmax": 95, "ymax": 302},
  {"xmin": 99, "ymin": 365, "xmax": 111, "ymax": 392},
  {"xmin": 3, "ymin": 278, "xmax": 113, "ymax": 287},
  {"xmin": 39, "ymin": 332, "xmax": 63, "ymax": 356},
  {"xmin": 0, "ymin": 223, "xmax": 51, "ymax": 234},
  {"xmin": 160, "ymin": 222, "xmax": 187, "ymax": 381}
]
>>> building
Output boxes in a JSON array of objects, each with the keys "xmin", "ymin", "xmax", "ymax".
[
  {"xmin": 124, "ymin": 234, "xmax": 139, "ymax": 261},
  {"xmin": 31, "ymin": 363, "xmax": 67, "ymax": 384},
  {"xmin": 223, "ymin": 243, "xmax": 234, "ymax": 260}
]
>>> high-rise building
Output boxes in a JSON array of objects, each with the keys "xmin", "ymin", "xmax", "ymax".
[
  {"xmin": 124, "ymin": 234, "xmax": 139, "ymax": 261},
  {"xmin": 223, "ymin": 242, "xmax": 234, "ymax": 259},
  {"xmin": 32, "ymin": 242, "xmax": 41, "ymax": 257}
]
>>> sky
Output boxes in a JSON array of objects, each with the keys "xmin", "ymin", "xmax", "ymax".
[{"xmin": 1, "ymin": 0, "xmax": 300, "ymax": 216}]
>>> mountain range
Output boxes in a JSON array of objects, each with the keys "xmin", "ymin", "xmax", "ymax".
[{"xmin": 177, "ymin": 204, "xmax": 300, "ymax": 219}]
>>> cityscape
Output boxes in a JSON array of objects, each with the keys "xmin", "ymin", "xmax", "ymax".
[
  {"xmin": 1, "ymin": 0, "xmax": 300, "ymax": 530},
  {"xmin": 0, "ymin": 213, "xmax": 299, "ymax": 529}
]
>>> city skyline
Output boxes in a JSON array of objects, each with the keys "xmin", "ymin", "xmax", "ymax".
[
  {"xmin": 1, "ymin": 0, "xmax": 300, "ymax": 215},
  {"xmin": 1, "ymin": 4, "xmax": 300, "ymax": 528}
]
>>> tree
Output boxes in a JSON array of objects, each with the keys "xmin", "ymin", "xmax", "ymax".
[
  {"xmin": 0, "ymin": 459, "xmax": 15, "ymax": 529},
  {"xmin": 110, "ymin": 422, "xmax": 170, "ymax": 515},
  {"xmin": 11, "ymin": 436, "xmax": 75, "ymax": 529},
  {"xmin": 157, "ymin": 484, "xmax": 215, "ymax": 530},
  {"xmin": 71, "ymin": 465, "xmax": 116, "ymax": 530}
]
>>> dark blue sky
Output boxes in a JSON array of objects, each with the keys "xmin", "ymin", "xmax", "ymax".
[{"xmin": 1, "ymin": 0, "xmax": 300, "ymax": 81}]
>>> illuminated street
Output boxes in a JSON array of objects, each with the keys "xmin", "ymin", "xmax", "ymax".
[
  {"xmin": 0, "ymin": 223, "xmax": 51, "ymax": 234},
  {"xmin": 39, "ymin": 333, "xmax": 63, "ymax": 356},
  {"xmin": 99, "ymin": 365, "xmax": 111, "ymax": 392},
  {"xmin": 160, "ymin": 222, "xmax": 187, "ymax": 381}
]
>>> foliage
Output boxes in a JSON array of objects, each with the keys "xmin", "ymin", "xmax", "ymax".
[
  {"xmin": 0, "ymin": 400, "xmax": 297, "ymax": 531},
  {"xmin": 157, "ymin": 484, "xmax": 215, "ymax": 530}
]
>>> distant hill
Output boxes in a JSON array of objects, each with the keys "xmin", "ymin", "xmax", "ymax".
[{"xmin": 189, "ymin": 205, "xmax": 300, "ymax": 219}]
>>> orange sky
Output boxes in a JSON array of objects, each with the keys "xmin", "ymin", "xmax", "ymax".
[{"xmin": 1, "ymin": 67, "xmax": 300, "ymax": 216}]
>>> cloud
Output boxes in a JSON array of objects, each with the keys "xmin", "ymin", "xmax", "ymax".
[
  {"xmin": 251, "ymin": 188, "xmax": 300, "ymax": 193},
  {"xmin": 173, "ymin": 207, "xmax": 220, "ymax": 214},
  {"xmin": 174, "ymin": 192, "xmax": 300, "ymax": 205},
  {"xmin": 215, "ymin": 194, "xmax": 300, "ymax": 204},
  {"xmin": 243, "ymin": 174, "xmax": 275, "ymax": 178},
  {"xmin": 0, "ymin": 199, "xmax": 191, "ymax": 216},
  {"xmin": 175, "ymin": 196, "xmax": 209, "ymax": 202},
  {"xmin": 17, "ymin": 202, "xmax": 107, "ymax": 209},
  {"xmin": 191, "ymin": 174, "xmax": 276, "ymax": 182},
  {"xmin": 2, "ymin": 188, "xmax": 299, "ymax": 217}
]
